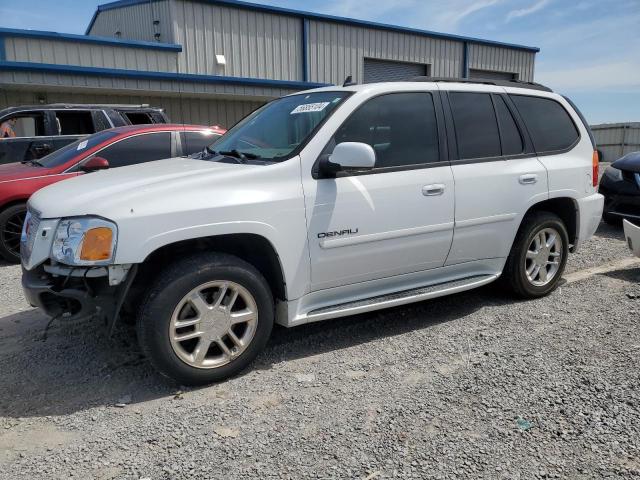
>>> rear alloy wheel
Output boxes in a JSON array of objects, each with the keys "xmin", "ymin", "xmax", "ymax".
[
  {"xmin": 503, "ymin": 211, "xmax": 569, "ymax": 298},
  {"xmin": 137, "ymin": 252, "xmax": 274, "ymax": 385},
  {"xmin": 0, "ymin": 204, "xmax": 27, "ymax": 263}
]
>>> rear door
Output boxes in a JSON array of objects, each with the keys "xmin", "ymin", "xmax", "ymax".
[{"xmin": 444, "ymin": 88, "xmax": 549, "ymax": 265}]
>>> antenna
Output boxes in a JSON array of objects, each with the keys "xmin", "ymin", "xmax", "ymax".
[{"xmin": 343, "ymin": 75, "xmax": 357, "ymax": 87}]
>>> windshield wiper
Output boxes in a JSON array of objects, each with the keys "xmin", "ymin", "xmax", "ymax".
[
  {"xmin": 221, "ymin": 150, "xmax": 260, "ymax": 161},
  {"xmin": 202, "ymin": 147, "xmax": 260, "ymax": 163}
]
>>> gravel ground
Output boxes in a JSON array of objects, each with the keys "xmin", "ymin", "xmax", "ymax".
[{"xmin": 0, "ymin": 222, "xmax": 639, "ymax": 479}]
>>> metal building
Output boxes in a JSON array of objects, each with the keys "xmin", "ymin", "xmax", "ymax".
[
  {"xmin": 591, "ymin": 123, "xmax": 640, "ymax": 163},
  {"xmin": 0, "ymin": 0, "xmax": 539, "ymax": 126}
]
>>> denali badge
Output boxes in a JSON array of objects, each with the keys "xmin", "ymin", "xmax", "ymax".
[{"xmin": 317, "ymin": 228, "xmax": 359, "ymax": 239}]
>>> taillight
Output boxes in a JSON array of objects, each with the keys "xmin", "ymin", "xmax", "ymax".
[{"xmin": 592, "ymin": 150, "xmax": 599, "ymax": 187}]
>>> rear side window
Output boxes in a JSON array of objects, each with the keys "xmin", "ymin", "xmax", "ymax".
[
  {"xmin": 123, "ymin": 112, "xmax": 154, "ymax": 125},
  {"xmin": 55, "ymin": 110, "xmax": 96, "ymax": 135},
  {"xmin": 510, "ymin": 95, "xmax": 579, "ymax": 153},
  {"xmin": 494, "ymin": 96, "xmax": 524, "ymax": 156},
  {"xmin": 329, "ymin": 92, "xmax": 440, "ymax": 169},
  {"xmin": 181, "ymin": 131, "xmax": 223, "ymax": 156},
  {"xmin": 449, "ymin": 92, "xmax": 501, "ymax": 160},
  {"xmin": 95, "ymin": 132, "xmax": 171, "ymax": 168}
]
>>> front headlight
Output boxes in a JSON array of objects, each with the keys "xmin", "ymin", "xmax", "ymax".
[
  {"xmin": 51, "ymin": 217, "xmax": 118, "ymax": 266},
  {"xmin": 604, "ymin": 166, "xmax": 623, "ymax": 182}
]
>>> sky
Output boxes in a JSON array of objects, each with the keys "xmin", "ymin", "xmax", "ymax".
[{"xmin": 1, "ymin": 0, "xmax": 638, "ymax": 124}]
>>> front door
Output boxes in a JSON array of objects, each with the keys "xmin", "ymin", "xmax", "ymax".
[{"xmin": 303, "ymin": 91, "xmax": 455, "ymax": 291}]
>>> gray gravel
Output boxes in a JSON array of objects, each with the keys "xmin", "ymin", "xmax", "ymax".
[{"xmin": 1, "ymin": 222, "xmax": 639, "ymax": 479}]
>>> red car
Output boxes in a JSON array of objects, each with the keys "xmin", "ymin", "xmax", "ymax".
[{"xmin": 0, "ymin": 124, "xmax": 226, "ymax": 263}]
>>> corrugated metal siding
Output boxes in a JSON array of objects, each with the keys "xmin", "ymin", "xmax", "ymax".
[
  {"xmin": 468, "ymin": 44, "xmax": 535, "ymax": 82},
  {"xmin": 308, "ymin": 20, "xmax": 463, "ymax": 85},
  {"xmin": 469, "ymin": 68, "xmax": 515, "ymax": 81},
  {"xmin": 171, "ymin": 0, "xmax": 303, "ymax": 80},
  {"xmin": 0, "ymin": 71, "xmax": 293, "ymax": 99},
  {"xmin": 3, "ymin": 36, "xmax": 179, "ymax": 72},
  {"xmin": 363, "ymin": 58, "xmax": 428, "ymax": 83},
  {"xmin": 592, "ymin": 123, "xmax": 640, "ymax": 162},
  {"xmin": 0, "ymin": 89, "xmax": 263, "ymax": 127},
  {"xmin": 88, "ymin": 0, "xmax": 174, "ymax": 43}
]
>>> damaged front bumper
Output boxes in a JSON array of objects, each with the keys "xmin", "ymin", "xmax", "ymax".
[{"xmin": 22, "ymin": 264, "xmax": 137, "ymax": 332}]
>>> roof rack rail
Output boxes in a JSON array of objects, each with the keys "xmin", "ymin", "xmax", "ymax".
[{"xmin": 409, "ymin": 76, "xmax": 553, "ymax": 92}]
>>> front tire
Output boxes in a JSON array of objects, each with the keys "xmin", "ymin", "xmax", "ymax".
[
  {"xmin": 503, "ymin": 212, "xmax": 569, "ymax": 299},
  {"xmin": 137, "ymin": 252, "xmax": 274, "ymax": 385},
  {"xmin": 0, "ymin": 204, "xmax": 27, "ymax": 264}
]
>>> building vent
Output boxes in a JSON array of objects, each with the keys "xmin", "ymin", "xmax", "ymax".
[
  {"xmin": 469, "ymin": 69, "xmax": 517, "ymax": 81},
  {"xmin": 364, "ymin": 59, "xmax": 429, "ymax": 83}
]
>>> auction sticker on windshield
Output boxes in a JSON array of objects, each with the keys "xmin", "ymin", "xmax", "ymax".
[
  {"xmin": 77, "ymin": 140, "xmax": 88, "ymax": 150},
  {"xmin": 291, "ymin": 102, "xmax": 330, "ymax": 114}
]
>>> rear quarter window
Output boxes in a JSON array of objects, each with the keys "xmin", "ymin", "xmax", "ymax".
[{"xmin": 510, "ymin": 95, "xmax": 579, "ymax": 153}]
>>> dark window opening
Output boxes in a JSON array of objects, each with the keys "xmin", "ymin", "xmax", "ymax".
[
  {"xmin": 510, "ymin": 95, "xmax": 579, "ymax": 153},
  {"xmin": 326, "ymin": 92, "xmax": 440, "ymax": 169},
  {"xmin": 123, "ymin": 112, "xmax": 154, "ymax": 125},
  {"xmin": 55, "ymin": 110, "xmax": 96, "ymax": 135},
  {"xmin": 449, "ymin": 92, "xmax": 501, "ymax": 160}
]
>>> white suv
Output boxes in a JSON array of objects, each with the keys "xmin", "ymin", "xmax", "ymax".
[{"xmin": 21, "ymin": 79, "xmax": 604, "ymax": 385}]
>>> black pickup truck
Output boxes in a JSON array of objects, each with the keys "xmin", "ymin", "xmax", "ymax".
[{"xmin": 0, "ymin": 104, "xmax": 170, "ymax": 165}]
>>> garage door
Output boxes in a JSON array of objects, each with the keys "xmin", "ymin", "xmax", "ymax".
[
  {"xmin": 364, "ymin": 59, "xmax": 428, "ymax": 83},
  {"xmin": 469, "ymin": 69, "xmax": 517, "ymax": 81}
]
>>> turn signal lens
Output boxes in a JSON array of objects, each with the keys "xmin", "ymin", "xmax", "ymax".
[
  {"xmin": 80, "ymin": 227, "xmax": 113, "ymax": 261},
  {"xmin": 593, "ymin": 150, "xmax": 599, "ymax": 187}
]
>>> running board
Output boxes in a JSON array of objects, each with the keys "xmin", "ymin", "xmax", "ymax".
[{"xmin": 303, "ymin": 274, "xmax": 499, "ymax": 323}]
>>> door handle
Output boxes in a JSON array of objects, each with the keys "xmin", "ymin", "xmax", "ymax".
[
  {"xmin": 422, "ymin": 184, "xmax": 445, "ymax": 196},
  {"xmin": 519, "ymin": 174, "xmax": 538, "ymax": 185}
]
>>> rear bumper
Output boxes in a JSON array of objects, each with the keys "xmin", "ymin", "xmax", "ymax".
[{"xmin": 574, "ymin": 193, "xmax": 604, "ymax": 251}]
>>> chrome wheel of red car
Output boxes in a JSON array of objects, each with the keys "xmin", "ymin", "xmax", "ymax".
[{"xmin": 0, "ymin": 204, "xmax": 27, "ymax": 263}]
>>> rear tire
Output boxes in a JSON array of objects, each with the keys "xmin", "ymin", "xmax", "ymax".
[
  {"xmin": 0, "ymin": 204, "xmax": 27, "ymax": 264},
  {"xmin": 136, "ymin": 252, "xmax": 274, "ymax": 385},
  {"xmin": 502, "ymin": 211, "xmax": 569, "ymax": 299}
]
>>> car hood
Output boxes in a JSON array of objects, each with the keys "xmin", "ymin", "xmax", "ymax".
[
  {"xmin": 29, "ymin": 157, "xmax": 262, "ymax": 219},
  {"xmin": 612, "ymin": 152, "xmax": 640, "ymax": 173},
  {"xmin": 0, "ymin": 162, "xmax": 51, "ymax": 182}
]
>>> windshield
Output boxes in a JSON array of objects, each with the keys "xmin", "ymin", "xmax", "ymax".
[
  {"xmin": 38, "ymin": 130, "xmax": 120, "ymax": 168},
  {"xmin": 207, "ymin": 91, "xmax": 350, "ymax": 161}
]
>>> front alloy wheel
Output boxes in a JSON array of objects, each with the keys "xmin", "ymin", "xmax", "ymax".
[
  {"xmin": 137, "ymin": 252, "xmax": 274, "ymax": 385},
  {"xmin": 170, "ymin": 281, "xmax": 258, "ymax": 369}
]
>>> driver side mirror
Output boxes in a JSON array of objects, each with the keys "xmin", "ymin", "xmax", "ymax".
[
  {"xmin": 81, "ymin": 156, "xmax": 110, "ymax": 173},
  {"xmin": 320, "ymin": 142, "xmax": 376, "ymax": 177}
]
